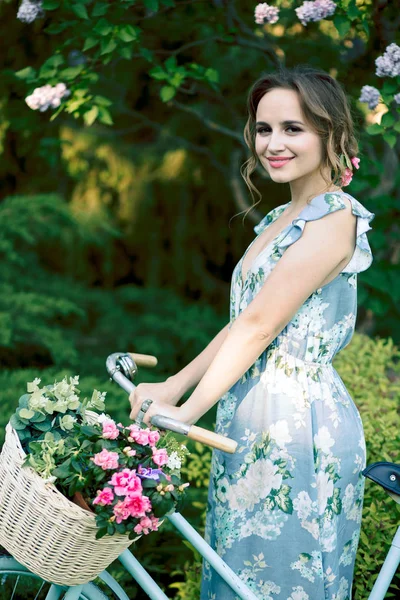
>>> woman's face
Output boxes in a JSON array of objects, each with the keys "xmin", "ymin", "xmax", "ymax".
[{"xmin": 255, "ymin": 88, "xmax": 324, "ymax": 184}]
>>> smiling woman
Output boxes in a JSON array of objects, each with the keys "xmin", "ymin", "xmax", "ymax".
[{"xmin": 193, "ymin": 65, "xmax": 375, "ymax": 600}]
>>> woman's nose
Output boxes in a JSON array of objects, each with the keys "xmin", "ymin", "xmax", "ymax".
[{"xmin": 267, "ymin": 130, "xmax": 286, "ymax": 151}]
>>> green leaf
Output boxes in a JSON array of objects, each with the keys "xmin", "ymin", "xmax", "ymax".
[
  {"xmin": 44, "ymin": 55, "xmax": 65, "ymax": 68},
  {"xmin": 383, "ymin": 131, "xmax": 397, "ymax": 148},
  {"xmin": 333, "ymin": 15, "xmax": 351, "ymax": 37},
  {"xmin": 139, "ymin": 47, "xmax": 154, "ymax": 62},
  {"xmin": 18, "ymin": 394, "xmax": 30, "ymax": 409},
  {"xmin": 93, "ymin": 18, "xmax": 113, "ymax": 36},
  {"xmin": 59, "ymin": 65, "xmax": 84, "ymax": 81},
  {"xmin": 83, "ymin": 106, "xmax": 99, "ymax": 126},
  {"xmin": 149, "ymin": 66, "xmax": 168, "ymax": 81},
  {"xmin": 118, "ymin": 47, "xmax": 133, "ymax": 60},
  {"xmin": 83, "ymin": 37, "xmax": 99, "ymax": 52},
  {"xmin": 117, "ymin": 24, "xmax": 138, "ymax": 42},
  {"xmin": 42, "ymin": 0, "xmax": 60, "ymax": 9},
  {"xmin": 10, "ymin": 414, "xmax": 27, "ymax": 431},
  {"xmin": 94, "ymin": 95, "xmax": 112, "ymax": 107},
  {"xmin": 19, "ymin": 408, "xmax": 35, "ymax": 419},
  {"xmin": 382, "ymin": 80, "xmax": 398, "ymax": 94},
  {"xmin": 204, "ymin": 68, "xmax": 219, "ymax": 84},
  {"xmin": 100, "ymin": 38, "xmax": 117, "ymax": 55},
  {"xmin": 33, "ymin": 420, "xmax": 52, "ymax": 432},
  {"xmin": 347, "ymin": 0, "xmax": 360, "ymax": 20},
  {"xmin": 275, "ymin": 493, "xmax": 293, "ymax": 514},
  {"xmin": 164, "ymin": 56, "xmax": 177, "ymax": 72},
  {"xmin": 71, "ymin": 3, "xmax": 89, "ymax": 19},
  {"xmin": 160, "ymin": 86, "xmax": 176, "ymax": 102},
  {"xmin": 95, "ymin": 527, "xmax": 108, "ymax": 539},
  {"xmin": 98, "ymin": 106, "xmax": 113, "ymax": 125},
  {"xmin": 381, "ymin": 112, "xmax": 395, "ymax": 128},
  {"xmin": 14, "ymin": 67, "xmax": 37, "ymax": 81},
  {"xmin": 92, "ymin": 2, "xmax": 109, "ymax": 17},
  {"xmin": 366, "ymin": 123, "xmax": 384, "ymax": 136},
  {"xmin": 393, "ymin": 120, "xmax": 400, "ymax": 133}
]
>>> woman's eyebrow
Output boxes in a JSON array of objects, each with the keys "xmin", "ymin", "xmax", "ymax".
[{"xmin": 255, "ymin": 120, "xmax": 304, "ymax": 126}]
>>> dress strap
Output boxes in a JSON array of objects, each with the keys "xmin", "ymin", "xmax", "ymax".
[{"xmin": 275, "ymin": 192, "xmax": 375, "ymax": 273}]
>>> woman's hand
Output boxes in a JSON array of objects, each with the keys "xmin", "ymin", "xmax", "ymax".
[
  {"xmin": 129, "ymin": 379, "xmax": 183, "ymax": 416},
  {"xmin": 129, "ymin": 380, "xmax": 186, "ymax": 424},
  {"xmin": 132, "ymin": 400, "xmax": 185, "ymax": 427}
]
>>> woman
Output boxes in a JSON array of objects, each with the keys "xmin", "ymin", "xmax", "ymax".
[{"xmin": 129, "ymin": 65, "xmax": 375, "ymax": 600}]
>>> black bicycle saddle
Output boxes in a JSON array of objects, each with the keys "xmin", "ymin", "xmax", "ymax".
[{"xmin": 362, "ymin": 462, "xmax": 400, "ymax": 495}]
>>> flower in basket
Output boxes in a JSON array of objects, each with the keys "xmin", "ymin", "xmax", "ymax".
[{"xmin": 10, "ymin": 375, "xmax": 190, "ymax": 540}]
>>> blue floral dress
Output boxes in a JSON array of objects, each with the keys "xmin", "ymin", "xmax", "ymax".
[{"xmin": 200, "ymin": 191, "xmax": 375, "ymax": 600}]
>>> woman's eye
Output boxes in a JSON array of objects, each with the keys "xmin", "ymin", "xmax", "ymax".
[{"xmin": 256, "ymin": 126, "xmax": 302, "ymax": 134}]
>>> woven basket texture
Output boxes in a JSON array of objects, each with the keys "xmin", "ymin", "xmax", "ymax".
[{"xmin": 0, "ymin": 422, "xmax": 134, "ymax": 585}]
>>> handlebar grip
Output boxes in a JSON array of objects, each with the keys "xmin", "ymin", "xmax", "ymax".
[
  {"xmin": 129, "ymin": 352, "xmax": 158, "ymax": 368},
  {"xmin": 187, "ymin": 425, "xmax": 237, "ymax": 453},
  {"xmin": 150, "ymin": 415, "xmax": 237, "ymax": 454}
]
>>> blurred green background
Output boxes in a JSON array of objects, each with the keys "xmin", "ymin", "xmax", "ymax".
[{"xmin": 0, "ymin": 0, "xmax": 399, "ymax": 598}]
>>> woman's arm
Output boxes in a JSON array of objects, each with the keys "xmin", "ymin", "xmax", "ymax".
[
  {"xmin": 166, "ymin": 322, "xmax": 230, "ymax": 399},
  {"xmin": 178, "ymin": 207, "xmax": 355, "ymax": 425}
]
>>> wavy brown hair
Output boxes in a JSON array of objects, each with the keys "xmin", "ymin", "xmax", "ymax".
[{"xmin": 240, "ymin": 64, "xmax": 359, "ymax": 219}]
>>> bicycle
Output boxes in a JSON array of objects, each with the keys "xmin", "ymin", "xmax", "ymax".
[{"xmin": 0, "ymin": 351, "xmax": 399, "ymax": 600}]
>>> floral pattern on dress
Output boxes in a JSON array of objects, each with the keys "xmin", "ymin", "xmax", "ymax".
[{"xmin": 201, "ymin": 192, "xmax": 375, "ymax": 600}]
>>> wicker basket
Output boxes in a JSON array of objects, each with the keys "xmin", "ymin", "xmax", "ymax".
[{"xmin": 0, "ymin": 422, "xmax": 134, "ymax": 585}]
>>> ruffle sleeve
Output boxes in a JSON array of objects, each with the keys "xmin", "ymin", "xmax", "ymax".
[{"xmin": 276, "ymin": 192, "xmax": 375, "ymax": 274}]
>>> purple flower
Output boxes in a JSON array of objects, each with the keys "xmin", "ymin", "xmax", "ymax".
[
  {"xmin": 359, "ymin": 85, "xmax": 380, "ymax": 110},
  {"xmin": 375, "ymin": 43, "xmax": 400, "ymax": 78},
  {"xmin": 394, "ymin": 92, "xmax": 400, "ymax": 105},
  {"xmin": 137, "ymin": 465, "xmax": 163, "ymax": 480},
  {"xmin": 254, "ymin": 3, "xmax": 280, "ymax": 25},
  {"xmin": 295, "ymin": 0, "xmax": 336, "ymax": 26}
]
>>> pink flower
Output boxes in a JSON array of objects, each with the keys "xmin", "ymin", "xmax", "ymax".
[
  {"xmin": 91, "ymin": 449, "xmax": 119, "ymax": 470},
  {"xmin": 148, "ymin": 430, "xmax": 160, "ymax": 447},
  {"xmin": 92, "ymin": 487, "xmax": 114, "ymax": 506},
  {"xmin": 108, "ymin": 469, "xmax": 143, "ymax": 496},
  {"xmin": 108, "ymin": 469, "xmax": 133, "ymax": 495},
  {"xmin": 134, "ymin": 515, "xmax": 161, "ymax": 535},
  {"xmin": 113, "ymin": 499, "xmax": 131, "ymax": 524},
  {"xmin": 341, "ymin": 167, "xmax": 353, "ymax": 187},
  {"xmin": 350, "ymin": 156, "xmax": 360, "ymax": 170},
  {"xmin": 126, "ymin": 474, "xmax": 143, "ymax": 496},
  {"xmin": 125, "ymin": 494, "xmax": 152, "ymax": 518},
  {"xmin": 152, "ymin": 447, "xmax": 169, "ymax": 466},
  {"xmin": 102, "ymin": 419, "xmax": 119, "ymax": 440},
  {"xmin": 127, "ymin": 425, "xmax": 151, "ymax": 446}
]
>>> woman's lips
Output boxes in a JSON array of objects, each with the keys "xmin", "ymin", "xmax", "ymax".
[{"xmin": 267, "ymin": 157, "xmax": 294, "ymax": 168}]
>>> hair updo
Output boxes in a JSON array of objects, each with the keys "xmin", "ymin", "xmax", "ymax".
[{"xmin": 241, "ymin": 64, "xmax": 359, "ymax": 215}]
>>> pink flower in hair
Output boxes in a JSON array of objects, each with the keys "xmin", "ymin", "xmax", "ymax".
[
  {"xmin": 341, "ymin": 167, "xmax": 353, "ymax": 187},
  {"xmin": 350, "ymin": 156, "xmax": 360, "ymax": 170}
]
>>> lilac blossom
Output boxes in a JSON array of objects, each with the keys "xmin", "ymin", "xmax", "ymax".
[
  {"xmin": 254, "ymin": 3, "xmax": 280, "ymax": 25},
  {"xmin": 295, "ymin": 0, "xmax": 336, "ymax": 26},
  {"xmin": 25, "ymin": 83, "xmax": 71, "ymax": 112},
  {"xmin": 17, "ymin": 0, "xmax": 45, "ymax": 24},
  {"xmin": 394, "ymin": 92, "xmax": 400, "ymax": 105},
  {"xmin": 137, "ymin": 465, "xmax": 163, "ymax": 480},
  {"xmin": 375, "ymin": 43, "xmax": 400, "ymax": 78},
  {"xmin": 359, "ymin": 85, "xmax": 381, "ymax": 110}
]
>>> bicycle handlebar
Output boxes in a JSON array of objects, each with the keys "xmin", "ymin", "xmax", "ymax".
[{"xmin": 107, "ymin": 351, "xmax": 238, "ymax": 454}]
